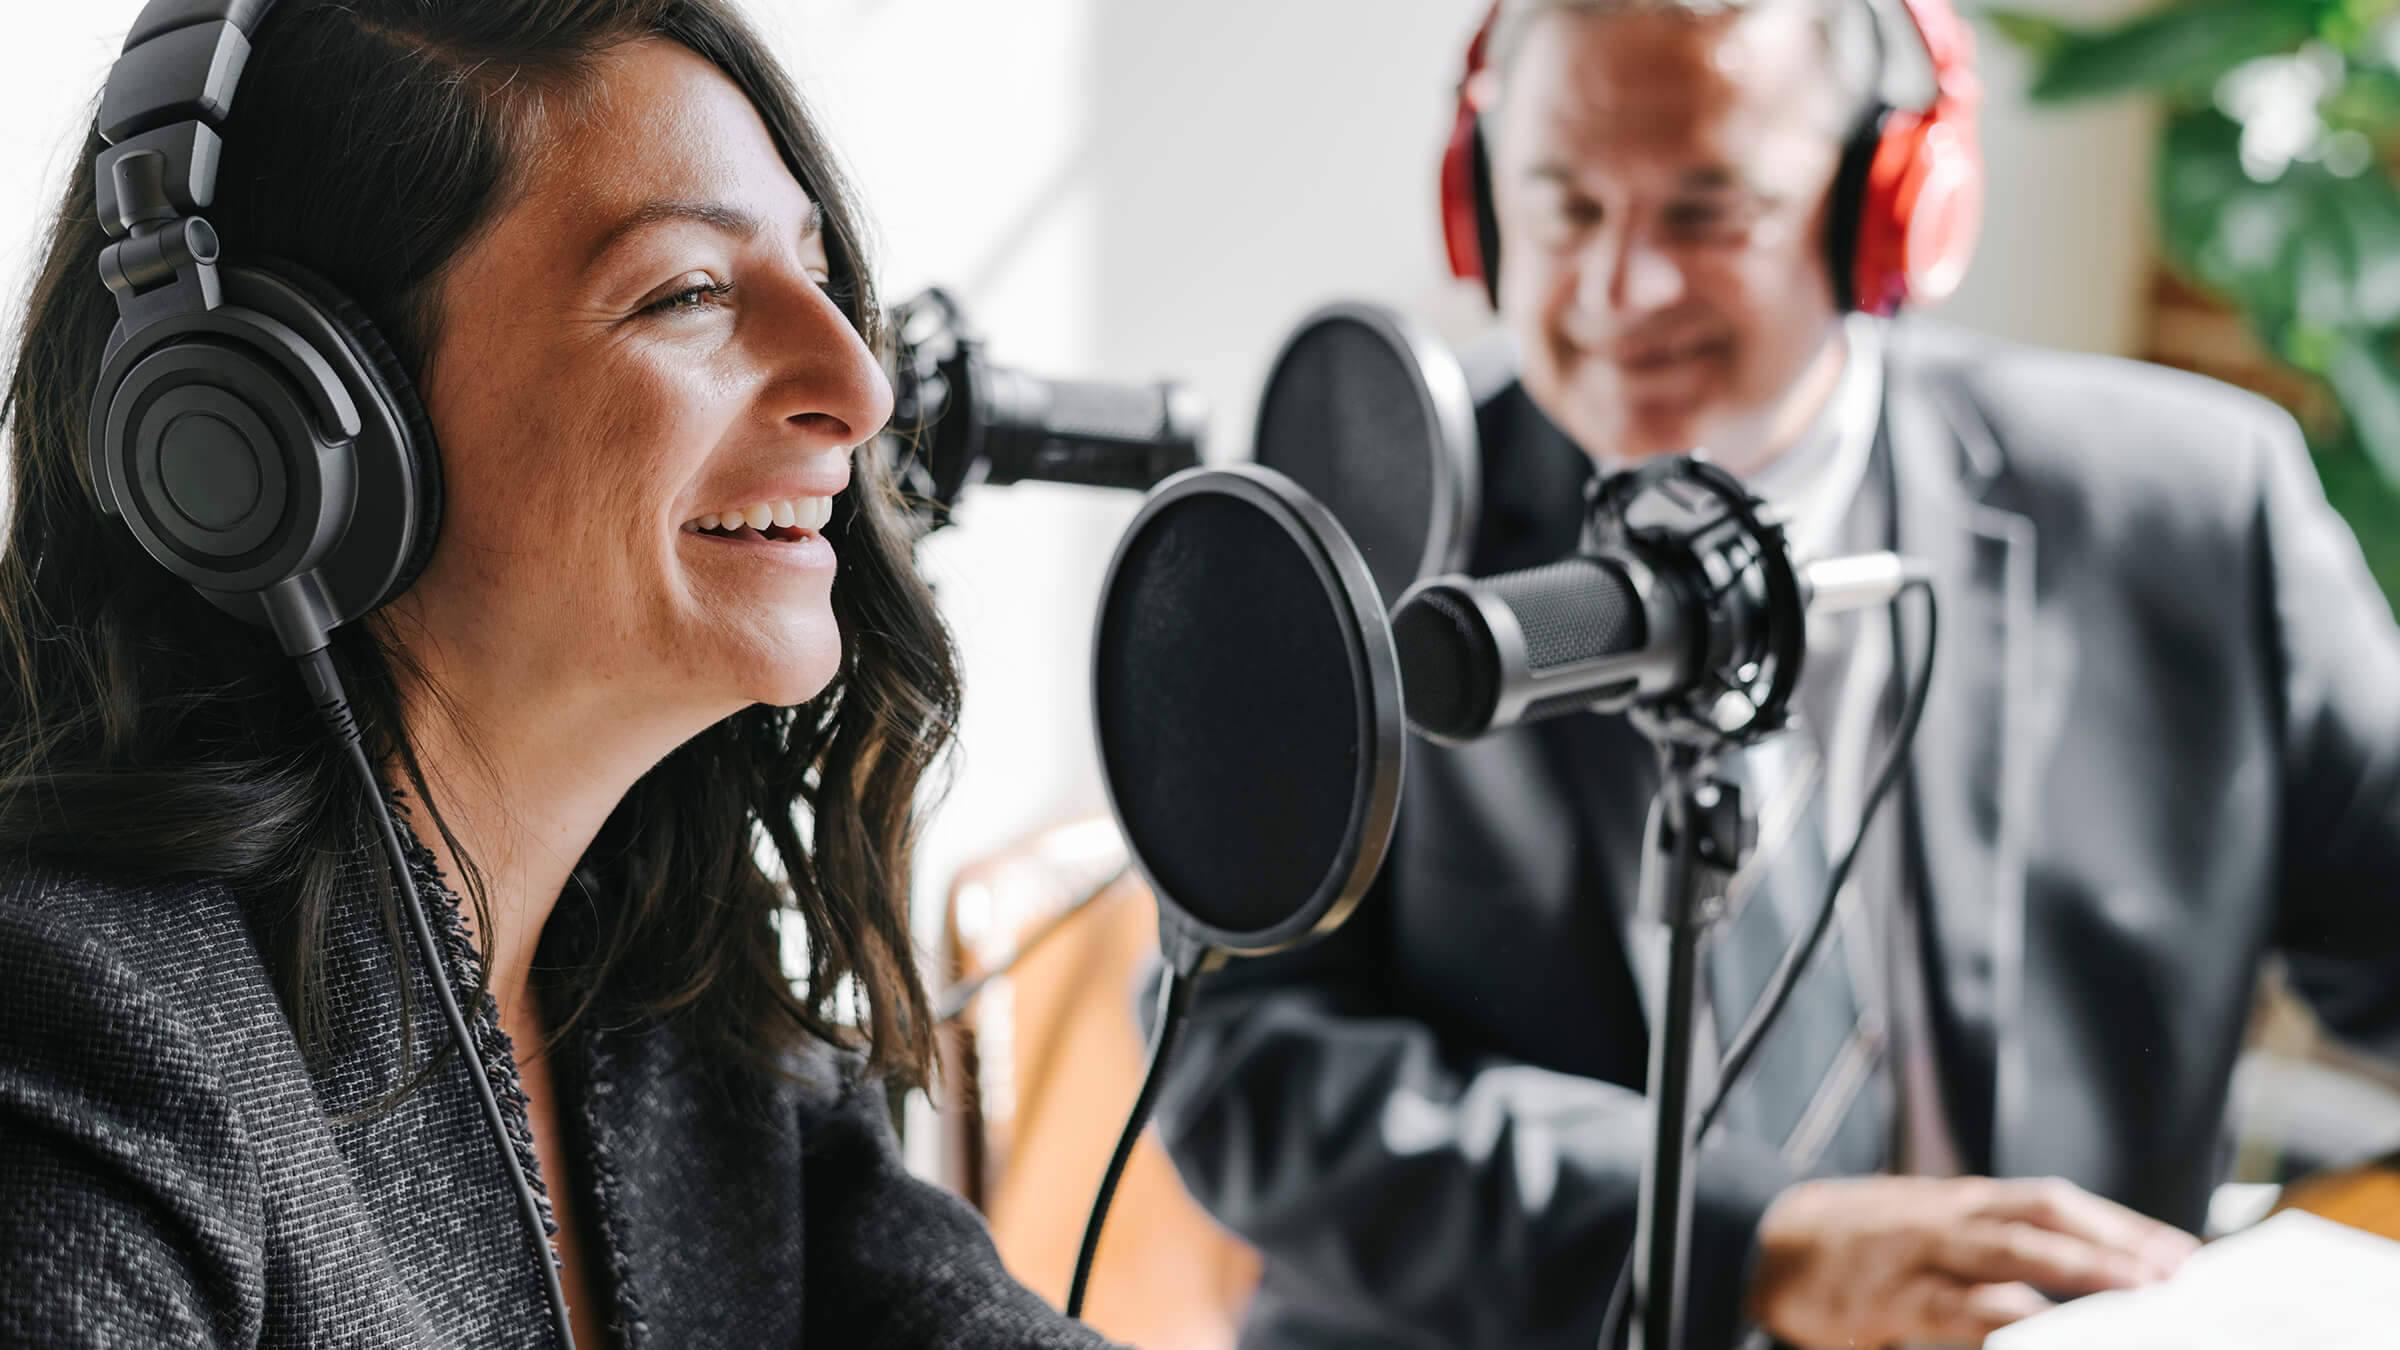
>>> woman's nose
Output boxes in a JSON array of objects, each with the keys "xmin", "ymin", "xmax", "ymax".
[{"xmin": 768, "ymin": 281, "xmax": 894, "ymax": 447}]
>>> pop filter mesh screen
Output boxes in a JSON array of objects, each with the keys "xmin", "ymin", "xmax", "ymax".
[
  {"xmin": 1095, "ymin": 492, "xmax": 1363, "ymax": 936},
  {"xmin": 1254, "ymin": 316, "xmax": 1437, "ymax": 609}
]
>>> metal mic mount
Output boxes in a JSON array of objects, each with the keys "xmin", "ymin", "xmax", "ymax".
[
  {"xmin": 1393, "ymin": 452, "xmax": 1935, "ymax": 1348},
  {"xmin": 879, "ymin": 288, "xmax": 1205, "ymax": 534},
  {"xmin": 1593, "ymin": 456, "xmax": 1798, "ymax": 1350}
]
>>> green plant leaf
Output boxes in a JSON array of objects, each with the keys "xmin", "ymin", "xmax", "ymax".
[
  {"xmin": 2313, "ymin": 440, "xmax": 2400, "ymax": 613},
  {"xmin": 2157, "ymin": 109, "xmax": 2400, "ymax": 338},
  {"xmin": 1983, "ymin": 8, "xmax": 2070, "ymax": 59},
  {"xmin": 1987, "ymin": 0, "xmax": 2320, "ymax": 104},
  {"xmin": 2324, "ymin": 330, "xmax": 2400, "ymax": 489},
  {"xmin": 2159, "ymin": 112, "xmax": 2301, "ymax": 331}
]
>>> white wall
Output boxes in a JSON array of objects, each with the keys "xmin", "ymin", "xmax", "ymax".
[{"xmin": 2, "ymin": 0, "xmax": 2161, "ymax": 1023}]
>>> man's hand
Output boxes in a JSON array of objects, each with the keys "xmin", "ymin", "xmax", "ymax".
[{"xmin": 1745, "ymin": 1175, "xmax": 2200, "ymax": 1348}]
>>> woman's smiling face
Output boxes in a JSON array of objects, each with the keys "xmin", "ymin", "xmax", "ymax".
[{"xmin": 405, "ymin": 36, "xmax": 890, "ymax": 720}]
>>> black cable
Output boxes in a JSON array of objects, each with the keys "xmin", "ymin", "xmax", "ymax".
[
  {"xmin": 1593, "ymin": 579, "xmax": 1937, "ymax": 1350},
  {"xmin": 1064, "ymin": 960, "xmax": 1199, "ymax": 1320},
  {"xmin": 1595, "ymin": 1252, "xmax": 1634, "ymax": 1350},
  {"xmin": 1694, "ymin": 580, "xmax": 1935, "ymax": 1144},
  {"xmin": 294, "ymin": 648, "xmax": 579, "ymax": 1350}
]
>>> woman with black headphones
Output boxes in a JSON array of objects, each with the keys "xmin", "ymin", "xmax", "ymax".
[{"xmin": 0, "ymin": 3, "xmax": 1116, "ymax": 1346}]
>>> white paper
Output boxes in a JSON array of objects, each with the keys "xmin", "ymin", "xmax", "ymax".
[{"xmin": 1986, "ymin": 1211, "xmax": 2400, "ymax": 1349}]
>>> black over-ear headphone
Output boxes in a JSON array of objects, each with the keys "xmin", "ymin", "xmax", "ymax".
[
  {"xmin": 90, "ymin": 0, "xmax": 440, "ymax": 660},
  {"xmin": 88, "ymin": 7, "xmax": 573, "ymax": 1343}
]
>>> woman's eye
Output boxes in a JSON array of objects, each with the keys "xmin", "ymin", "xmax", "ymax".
[{"xmin": 642, "ymin": 278, "xmax": 734, "ymax": 316}]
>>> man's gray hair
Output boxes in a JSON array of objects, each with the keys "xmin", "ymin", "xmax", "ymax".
[{"xmin": 1484, "ymin": 0, "xmax": 1890, "ymax": 129}]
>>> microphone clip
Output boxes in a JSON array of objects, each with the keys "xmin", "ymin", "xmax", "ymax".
[{"xmin": 1584, "ymin": 454, "xmax": 1808, "ymax": 750}]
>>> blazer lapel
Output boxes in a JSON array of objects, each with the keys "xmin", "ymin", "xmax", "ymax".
[{"xmin": 1886, "ymin": 366, "xmax": 2039, "ymax": 1177}]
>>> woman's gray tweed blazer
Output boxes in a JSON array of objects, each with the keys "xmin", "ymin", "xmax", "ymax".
[{"xmin": 0, "ymin": 827, "xmax": 1117, "ymax": 1349}]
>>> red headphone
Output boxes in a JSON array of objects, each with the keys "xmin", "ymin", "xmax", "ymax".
[{"xmin": 1439, "ymin": 0, "xmax": 1983, "ymax": 317}]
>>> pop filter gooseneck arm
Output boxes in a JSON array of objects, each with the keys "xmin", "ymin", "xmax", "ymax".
[{"xmin": 1069, "ymin": 466, "xmax": 1405, "ymax": 1321}]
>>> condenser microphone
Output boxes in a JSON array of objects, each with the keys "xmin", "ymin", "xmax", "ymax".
[
  {"xmin": 1391, "ymin": 456, "xmax": 1927, "ymax": 745},
  {"xmin": 1251, "ymin": 301, "xmax": 1479, "ymax": 608},
  {"xmin": 881, "ymin": 288, "xmax": 1205, "ymax": 529}
]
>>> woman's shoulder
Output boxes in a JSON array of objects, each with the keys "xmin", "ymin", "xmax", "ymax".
[
  {"xmin": 0, "ymin": 854, "xmax": 286, "ymax": 1345},
  {"xmin": 0, "ymin": 852, "xmax": 269, "ymax": 1010},
  {"xmin": 0, "ymin": 852, "xmax": 300, "ymax": 1128}
]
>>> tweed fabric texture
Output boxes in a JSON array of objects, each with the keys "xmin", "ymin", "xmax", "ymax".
[{"xmin": 0, "ymin": 837, "xmax": 1118, "ymax": 1349}]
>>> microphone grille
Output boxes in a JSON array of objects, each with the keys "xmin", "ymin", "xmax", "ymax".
[
  {"xmin": 1491, "ymin": 557, "xmax": 1645, "ymax": 671},
  {"xmin": 1392, "ymin": 585, "xmax": 1499, "ymax": 741}
]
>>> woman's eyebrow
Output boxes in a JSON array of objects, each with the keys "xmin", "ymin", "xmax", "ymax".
[{"xmin": 583, "ymin": 198, "xmax": 824, "ymax": 269}]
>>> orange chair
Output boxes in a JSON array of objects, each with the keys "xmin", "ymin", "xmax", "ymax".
[{"xmin": 938, "ymin": 817, "xmax": 1261, "ymax": 1350}]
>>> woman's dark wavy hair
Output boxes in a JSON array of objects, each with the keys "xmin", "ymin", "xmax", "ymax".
[{"xmin": 0, "ymin": 0, "xmax": 957, "ymax": 1091}]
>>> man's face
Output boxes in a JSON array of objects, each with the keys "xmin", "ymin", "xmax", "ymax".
[{"xmin": 1485, "ymin": 4, "xmax": 1852, "ymax": 466}]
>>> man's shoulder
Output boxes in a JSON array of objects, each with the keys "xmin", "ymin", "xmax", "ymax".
[
  {"xmin": 1885, "ymin": 319, "xmax": 2308, "ymax": 537},
  {"xmin": 1886, "ymin": 320, "xmax": 2302, "ymax": 482}
]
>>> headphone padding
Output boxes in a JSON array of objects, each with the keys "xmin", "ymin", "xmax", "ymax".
[
  {"xmin": 251, "ymin": 260, "xmax": 444, "ymax": 606},
  {"xmin": 1826, "ymin": 106, "xmax": 1886, "ymax": 314}
]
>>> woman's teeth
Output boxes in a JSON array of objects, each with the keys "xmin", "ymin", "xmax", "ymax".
[{"xmin": 682, "ymin": 496, "xmax": 835, "ymax": 534}]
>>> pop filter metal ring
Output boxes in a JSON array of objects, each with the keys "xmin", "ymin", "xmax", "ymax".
[
  {"xmin": 1089, "ymin": 465, "xmax": 1406, "ymax": 973},
  {"xmin": 1253, "ymin": 301, "xmax": 1482, "ymax": 606}
]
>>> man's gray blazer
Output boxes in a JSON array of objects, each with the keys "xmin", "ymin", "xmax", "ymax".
[{"xmin": 1153, "ymin": 321, "xmax": 2400, "ymax": 1350}]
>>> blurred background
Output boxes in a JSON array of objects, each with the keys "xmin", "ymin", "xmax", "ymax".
[
  {"xmin": 9, "ymin": 0, "xmax": 2400, "ymax": 1337},
  {"xmin": 0, "ymin": 0, "xmax": 2192, "ymax": 961}
]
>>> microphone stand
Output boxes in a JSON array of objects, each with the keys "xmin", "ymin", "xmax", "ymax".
[{"xmin": 1628, "ymin": 739, "xmax": 1751, "ymax": 1350}]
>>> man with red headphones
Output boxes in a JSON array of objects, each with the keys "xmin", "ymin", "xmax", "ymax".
[{"xmin": 1155, "ymin": 0, "xmax": 2400, "ymax": 1346}]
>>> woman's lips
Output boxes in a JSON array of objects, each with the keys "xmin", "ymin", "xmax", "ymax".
[{"xmin": 684, "ymin": 524, "xmax": 836, "ymax": 569}]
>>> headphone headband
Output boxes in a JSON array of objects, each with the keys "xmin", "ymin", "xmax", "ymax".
[
  {"xmin": 88, "ymin": 0, "xmax": 441, "ymax": 659},
  {"xmin": 96, "ymin": 2, "xmax": 277, "ymax": 246}
]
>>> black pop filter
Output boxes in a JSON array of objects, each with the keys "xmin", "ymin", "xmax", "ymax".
[
  {"xmin": 1253, "ymin": 302, "xmax": 1480, "ymax": 609},
  {"xmin": 1091, "ymin": 466, "xmax": 1404, "ymax": 970},
  {"xmin": 1073, "ymin": 465, "xmax": 1404, "ymax": 1320}
]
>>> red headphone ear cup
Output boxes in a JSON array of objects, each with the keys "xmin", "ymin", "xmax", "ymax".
[
  {"xmin": 1849, "ymin": 110, "xmax": 1924, "ymax": 318},
  {"xmin": 1844, "ymin": 0, "xmax": 1983, "ymax": 315},
  {"xmin": 1849, "ymin": 109, "xmax": 1982, "ymax": 316},
  {"xmin": 1441, "ymin": 104, "xmax": 1486, "ymax": 286},
  {"xmin": 1441, "ymin": 2, "xmax": 1504, "ymax": 307},
  {"xmin": 1897, "ymin": 121, "xmax": 1981, "ymax": 306}
]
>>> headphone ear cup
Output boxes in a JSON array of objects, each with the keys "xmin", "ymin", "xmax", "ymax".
[
  {"xmin": 1826, "ymin": 107, "xmax": 1888, "ymax": 315},
  {"xmin": 1441, "ymin": 106, "xmax": 1492, "ymax": 294},
  {"xmin": 1467, "ymin": 121, "xmax": 1501, "ymax": 310},
  {"xmin": 1845, "ymin": 107, "xmax": 1982, "ymax": 317},
  {"xmin": 1892, "ymin": 119, "xmax": 1981, "ymax": 307},
  {"xmin": 1442, "ymin": 3, "xmax": 1505, "ymax": 308},
  {"xmin": 246, "ymin": 261, "xmax": 444, "ymax": 612},
  {"xmin": 1834, "ymin": 0, "xmax": 1985, "ymax": 316}
]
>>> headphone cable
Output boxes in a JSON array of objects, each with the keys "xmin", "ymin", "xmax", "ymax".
[{"xmin": 294, "ymin": 648, "xmax": 580, "ymax": 1350}]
